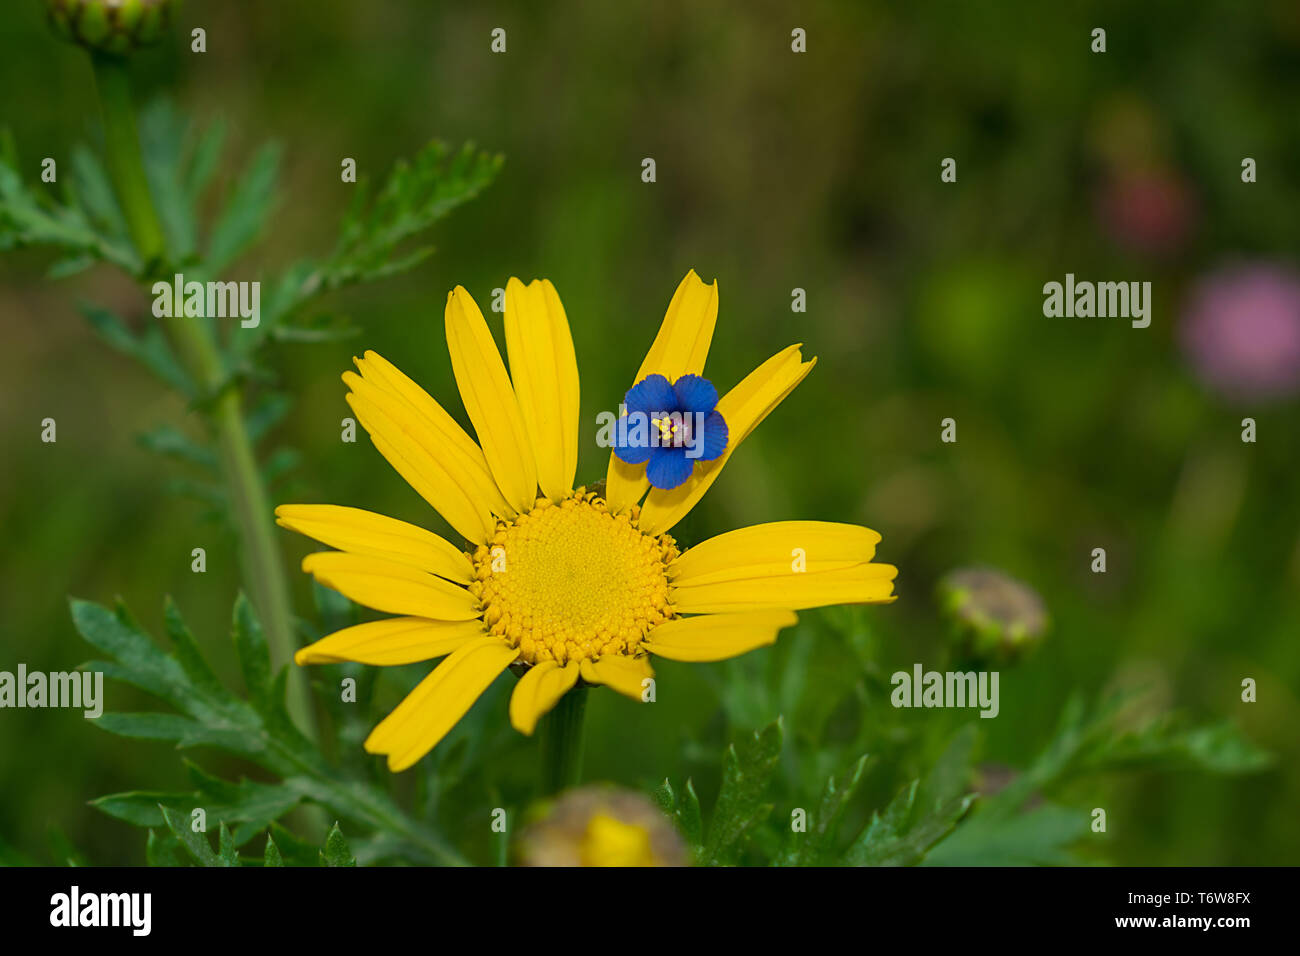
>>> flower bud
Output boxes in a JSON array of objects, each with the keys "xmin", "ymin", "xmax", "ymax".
[
  {"xmin": 518, "ymin": 785, "xmax": 689, "ymax": 867},
  {"xmin": 44, "ymin": 0, "xmax": 177, "ymax": 56},
  {"xmin": 938, "ymin": 566, "xmax": 1048, "ymax": 664}
]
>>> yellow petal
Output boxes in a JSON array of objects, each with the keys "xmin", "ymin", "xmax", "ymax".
[
  {"xmin": 643, "ymin": 610, "xmax": 797, "ymax": 662},
  {"xmin": 344, "ymin": 373, "xmax": 499, "ymax": 544},
  {"xmin": 301, "ymin": 552, "xmax": 480, "ymax": 621},
  {"xmin": 671, "ymin": 562, "xmax": 898, "ymax": 614},
  {"xmin": 605, "ymin": 270, "xmax": 719, "ymax": 513},
  {"xmin": 504, "ymin": 278, "xmax": 580, "ymax": 502},
  {"xmin": 354, "ymin": 350, "xmax": 515, "ymax": 518},
  {"xmin": 508, "ymin": 660, "xmax": 581, "ymax": 735},
  {"xmin": 364, "ymin": 635, "xmax": 517, "ymax": 771},
  {"xmin": 295, "ymin": 617, "xmax": 487, "ymax": 665},
  {"xmin": 445, "ymin": 286, "xmax": 538, "ymax": 513},
  {"xmin": 276, "ymin": 504, "xmax": 473, "ymax": 583},
  {"xmin": 637, "ymin": 344, "xmax": 816, "ymax": 535},
  {"xmin": 670, "ymin": 521, "xmax": 881, "ymax": 587},
  {"xmin": 579, "ymin": 655, "xmax": 654, "ymax": 701}
]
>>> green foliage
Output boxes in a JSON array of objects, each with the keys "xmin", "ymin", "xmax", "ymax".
[
  {"xmin": 76, "ymin": 594, "xmax": 466, "ymax": 865},
  {"xmin": 925, "ymin": 693, "xmax": 1268, "ymax": 866},
  {"xmin": 0, "ymin": 102, "xmax": 501, "ymax": 530},
  {"xmin": 701, "ymin": 719, "xmax": 784, "ymax": 865},
  {"xmin": 844, "ymin": 728, "xmax": 977, "ymax": 866}
]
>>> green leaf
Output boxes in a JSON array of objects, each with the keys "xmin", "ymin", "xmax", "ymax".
[
  {"xmin": 702, "ymin": 718, "xmax": 784, "ymax": 865},
  {"xmin": 67, "ymin": 145, "xmax": 127, "ymax": 238},
  {"xmin": 137, "ymin": 424, "xmax": 218, "ymax": 470},
  {"xmin": 244, "ymin": 392, "xmax": 292, "ymax": 443},
  {"xmin": 267, "ymin": 822, "xmax": 320, "ymax": 867},
  {"xmin": 184, "ymin": 116, "xmax": 227, "ymax": 208},
  {"xmin": 654, "ymin": 777, "xmax": 704, "ymax": 854},
  {"xmin": 924, "ymin": 802, "xmax": 1090, "ymax": 866},
  {"xmin": 249, "ymin": 141, "xmax": 502, "ymax": 345},
  {"xmin": 80, "ymin": 303, "xmax": 194, "ymax": 397},
  {"xmin": 843, "ymin": 727, "xmax": 978, "ymax": 866},
  {"xmin": 205, "ymin": 142, "xmax": 281, "ymax": 274},
  {"xmin": 263, "ymin": 833, "xmax": 284, "ymax": 867},
  {"xmin": 217, "ymin": 823, "xmax": 240, "ymax": 866},
  {"xmin": 320, "ymin": 823, "xmax": 357, "ymax": 867},
  {"xmin": 145, "ymin": 829, "xmax": 185, "ymax": 867},
  {"xmin": 139, "ymin": 99, "xmax": 200, "ymax": 262},
  {"xmin": 0, "ymin": 154, "xmax": 139, "ymax": 272},
  {"xmin": 77, "ymin": 595, "xmax": 467, "ymax": 866},
  {"xmin": 232, "ymin": 593, "xmax": 273, "ymax": 716},
  {"xmin": 779, "ymin": 754, "xmax": 869, "ymax": 866},
  {"xmin": 159, "ymin": 805, "xmax": 233, "ymax": 867}
]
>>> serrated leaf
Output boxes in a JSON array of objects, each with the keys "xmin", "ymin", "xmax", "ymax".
[
  {"xmin": 267, "ymin": 822, "xmax": 320, "ymax": 867},
  {"xmin": 0, "ymin": 155, "xmax": 139, "ymax": 272},
  {"xmin": 217, "ymin": 823, "xmax": 241, "ymax": 866},
  {"xmin": 779, "ymin": 754, "xmax": 870, "ymax": 866},
  {"xmin": 255, "ymin": 141, "xmax": 501, "ymax": 336},
  {"xmin": 320, "ymin": 823, "xmax": 357, "ymax": 867},
  {"xmin": 654, "ymin": 777, "xmax": 704, "ymax": 853},
  {"xmin": 232, "ymin": 593, "xmax": 273, "ymax": 716},
  {"xmin": 139, "ymin": 99, "xmax": 199, "ymax": 261},
  {"xmin": 244, "ymin": 392, "xmax": 292, "ymax": 443},
  {"xmin": 67, "ymin": 145, "xmax": 127, "ymax": 237},
  {"xmin": 138, "ymin": 424, "xmax": 218, "ymax": 470},
  {"xmin": 145, "ymin": 829, "xmax": 185, "ymax": 867},
  {"xmin": 924, "ymin": 802, "xmax": 1090, "ymax": 866},
  {"xmin": 206, "ymin": 142, "xmax": 281, "ymax": 273},
  {"xmin": 264, "ymin": 833, "xmax": 284, "ymax": 867},
  {"xmin": 78, "ymin": 596, "xmax": 467, "ymax": 866},
  {"xmin": 80, "ymin": 303, "xmax": 193, "ymax": 397},
  {"xmin": 159, "ymin": 805, "xmax": 231, "ymax": 867},
  {"xmin": 185, "ymin": 117, "xmax": 227, "ymax": 207},
  {"xmin": 843, "ymin": 727, "xmax": 977, "ymax": 866},
  {"xmin": 702, "ymin": 718, "xmax": 784, "ymax": 865}
]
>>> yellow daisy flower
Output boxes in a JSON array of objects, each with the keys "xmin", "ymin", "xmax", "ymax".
[{"xmin": 276, "ymin": 270, "xmax": 897, "ymax": 771}]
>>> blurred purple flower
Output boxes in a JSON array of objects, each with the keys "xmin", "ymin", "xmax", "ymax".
[{"xmin": 1180, "ymin": 264, "xmax": 1300, "ymax": 403}]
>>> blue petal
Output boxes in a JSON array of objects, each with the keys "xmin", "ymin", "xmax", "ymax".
[
  {"xmin": 646, "ymin": 446, "xmax": 695, "ymax": 490},
  {"xmin": 698, "ymin": 409, "xmax": 729, "ymax": 461},
  {"xmin": 624, "ymin": 373, "xmax": 677, "ymax": 416},
  {"xmin": 612, "ymin": 414, "xmax": 653, "ymax": 465},
  {"xmin": 672, "ymin": 374, "xmax": 719, "ymax": 414}
]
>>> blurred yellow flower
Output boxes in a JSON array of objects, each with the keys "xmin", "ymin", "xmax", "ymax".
[
  {"xmin": 519, "ymin": 786, "xmax": 688, "ymax": 867},
  {"xmin": 277, "ymin": 271, "xmax": 897, "ymax": 771}
]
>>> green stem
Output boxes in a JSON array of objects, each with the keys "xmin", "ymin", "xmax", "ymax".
[
  {"xmin": 91, "ymin": 53, "xmax": 166, "ymax": 273},
  {"xmin": 538, "ymin": 686, "xmax": 588, "ymax": 795},
  {"xmin": 89, "ymin": 52, "xmax": 316, "ymax": 740}
]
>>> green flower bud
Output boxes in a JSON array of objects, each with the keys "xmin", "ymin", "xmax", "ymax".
[
  {"xmin": 517, "ymin": 785, "xmax": 689, "ymax": 867},
  {"xmin": 938, "ymin": 566, "xmax": 1049, "ymax": 664},
  {"xmin": 44, "ymin": 0, "xmax": 178, "ymax": 55}
]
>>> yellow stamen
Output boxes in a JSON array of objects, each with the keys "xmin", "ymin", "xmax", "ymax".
[{"xmin": 651, "ymin": 415, "xmax": 677, "ymax": 442}]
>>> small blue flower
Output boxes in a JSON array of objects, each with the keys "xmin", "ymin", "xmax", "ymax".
[{"xmin": 613, "ymin": 373, "xmax": 729, "ymax": 490}]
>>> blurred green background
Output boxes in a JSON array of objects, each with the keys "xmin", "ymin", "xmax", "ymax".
[{"xmin": 2, "ymin": 0, "xmax": 1298, "ymax": 865}]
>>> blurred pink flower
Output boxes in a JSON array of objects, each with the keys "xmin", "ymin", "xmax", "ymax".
[{"xmin": 1180, "ymin": 264, "xmax": 1300, "ymax": 403}]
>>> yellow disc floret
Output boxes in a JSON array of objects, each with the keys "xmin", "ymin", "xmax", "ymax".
[{"xmin": 469, "ymin": 489, "xmax": 678, "ymax": 666}]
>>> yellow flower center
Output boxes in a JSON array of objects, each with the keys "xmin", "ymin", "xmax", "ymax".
[{"xmin": 469, "ymin": 490, "xmax": 678, "ymax": 666}]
